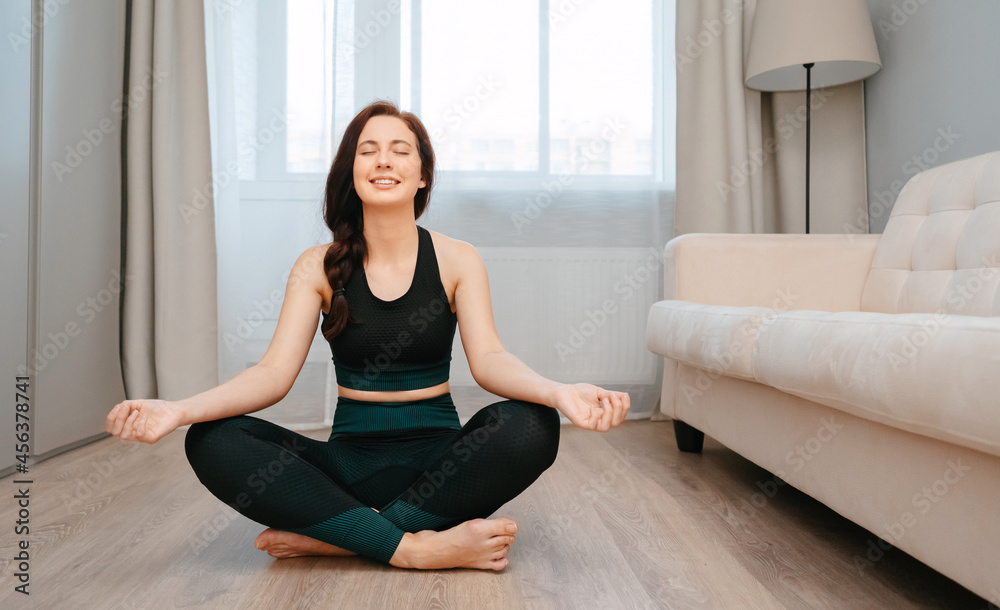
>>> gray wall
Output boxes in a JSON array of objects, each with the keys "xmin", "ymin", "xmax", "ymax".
[
  {"xmin": 1, "ymin": 0, "xmax": 33, "ymax": 473},
  {"xmin": 1, "ymin": 0, "xmax": 128, "ymax": 472},
  {"xmin": 864, "ymin": 0, "xmax": 1000, "ymax": 233},
  {"xmin": 34, "ymin": 0, "xmax": 128, "ymax": 455}
]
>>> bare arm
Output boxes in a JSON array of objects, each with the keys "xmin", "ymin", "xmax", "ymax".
[
  {"xmin": 172, "ymin": 361, "xmax": 293, "ymax": 427},
  {"xmin": 450, "ymin": 240, "xmax": 629, "ymax": 431},
  {"xmin": 106, "ymin": 245, "xmax": 329, "ymax": 442}
]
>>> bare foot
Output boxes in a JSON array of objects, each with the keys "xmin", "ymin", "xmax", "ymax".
[
  {"xmin": 254, "ymin": 528, "xmax": 358, "ymax": 559},
  {"xmin": 389, "ymin": 517, "xmax": 518, "ymax": 571}
]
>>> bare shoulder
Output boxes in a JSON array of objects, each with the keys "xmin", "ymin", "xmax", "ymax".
[
  {"xmin": 427, "ymin": 230, "xmax": 484, "ymax": 277},
  {"xmin": 289, "ymin": 243, "xmax": 333, "ymax": 306},
  {"xmin": 427, "ymin": 230, "xmax": 486, "ymax": 313}
]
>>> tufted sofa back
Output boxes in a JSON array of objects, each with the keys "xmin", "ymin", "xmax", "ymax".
[{"xmin": 861, "ymin": 151, "xmax": 1000, "ymax": 316}]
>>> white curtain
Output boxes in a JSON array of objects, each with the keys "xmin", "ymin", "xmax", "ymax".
[{"xmin": 205, "ymin": 0, "xmax": 675, "ymax": 427}]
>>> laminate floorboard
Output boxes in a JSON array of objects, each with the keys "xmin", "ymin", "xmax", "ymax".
[{"xmin": 0, "ymin": 420, "xmax": 990, "ymax": 609}]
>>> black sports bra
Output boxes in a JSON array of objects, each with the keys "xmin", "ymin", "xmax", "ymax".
[{"xmin": 322, "ymin": 226, "xmax": 457, "ymax": 391}]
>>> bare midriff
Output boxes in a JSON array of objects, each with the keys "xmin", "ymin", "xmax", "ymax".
[{"xmin": 336, "ymin": 381, "xmax": 451, "ymax": 403}]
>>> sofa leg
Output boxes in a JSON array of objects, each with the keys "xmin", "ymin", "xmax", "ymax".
[{"xmin": 673, "ymin": 419, "xmax": 705, "ymax": 453}]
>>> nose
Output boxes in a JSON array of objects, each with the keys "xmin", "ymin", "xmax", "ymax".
[{"xmin": 376, "ymin": 149, "xmax": 392, "ymax": 168}]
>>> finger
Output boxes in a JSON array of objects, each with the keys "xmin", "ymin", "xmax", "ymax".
[
  {"xmin": 611, "ymin": 392, "xmax": 628, "ymax": 427},
  {"xmin": 119, "ymin": 409, "xmax": 134, "ymax": 440},
  {"xmin": 138, "ymin": 413, "xmax": 151, "ymax": 443},
  {"xmin": 598, "ymin": 396, "xmax": 613, "ymax": 432},
  {"xmin": 588, "ymin": 404, "xmax": 603, "ymax": 431},
  {"xmin": 108, "ymin": 403, "xmax": 133, "ymax": 436},
  {"xmin": 105, "ymin": 403, "xmax": 120, "ymax": 433},
  {"xmin": 122, "ymin": 409, "xmax": 141, "ymax": 440},
  {"xmin": 113, "ymin": 400, "xmax": 145, "ymax": 434},
  {"xmin": 605, "ymin": 393, "xmax": 619, "ymax": 428},
  {"xmin": 106, "ymin": 403, "xmax": 122, "ymax": 434}
]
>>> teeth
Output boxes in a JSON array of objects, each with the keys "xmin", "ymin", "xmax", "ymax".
[{"xmin": 373, "ymin": 179, "xmax": 396, "ymax": 185}]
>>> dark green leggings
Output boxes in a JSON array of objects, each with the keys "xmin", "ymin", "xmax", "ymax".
[{"xmin": 183, "ymin": 393, "xmax": 561, "ymax": 564}]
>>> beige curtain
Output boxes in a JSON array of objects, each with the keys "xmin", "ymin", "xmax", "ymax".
[
  {"xmin": 675, "ymin": 0, "xmax": 869, "ymax": 235},
  {"xmin": 121, "ymin": 0, "xmax": 218, "ymax": 400}
]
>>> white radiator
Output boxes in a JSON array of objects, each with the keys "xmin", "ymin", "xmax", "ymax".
[{"xmin": 452, "ymin": 247, "xmax": 663, "ymax": 386}]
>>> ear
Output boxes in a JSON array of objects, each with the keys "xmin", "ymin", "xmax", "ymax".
[{"xmin": 418, "ymin": 177, "xmax": 426, "ymax": 189}]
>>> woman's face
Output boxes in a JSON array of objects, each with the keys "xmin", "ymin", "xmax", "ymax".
[{"xmin": 352, "ymin": 115, "xmax": 425, "ymax": 208}]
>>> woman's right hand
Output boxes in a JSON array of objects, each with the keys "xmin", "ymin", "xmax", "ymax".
[{"xmin": 105, "ymin": 399, "xmax": 183, "ymax": 444}]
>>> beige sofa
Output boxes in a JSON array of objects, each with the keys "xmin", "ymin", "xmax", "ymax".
[{"xmin": 646, "ymin": 151, "xmax": 1000, "ymax": 601}]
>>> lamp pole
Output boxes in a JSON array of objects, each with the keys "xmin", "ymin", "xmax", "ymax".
[{"xmin": 804, "ymin": 62, "xmax": 813, "ymax": 235}]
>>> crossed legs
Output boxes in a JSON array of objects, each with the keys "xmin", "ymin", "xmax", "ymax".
[{"xmin": 183, "ymin": 399, "xmax": 560, "ymax": 569}]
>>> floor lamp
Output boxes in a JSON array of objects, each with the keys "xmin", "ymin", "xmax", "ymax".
[{"xmin": 745, "ymin": 0, "xmax": 881, "ymax": 234}]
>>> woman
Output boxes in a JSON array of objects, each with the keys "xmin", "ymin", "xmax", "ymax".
[{"xmin": 105, "ymin": 101, "xmax": 630, "ymax": 571}]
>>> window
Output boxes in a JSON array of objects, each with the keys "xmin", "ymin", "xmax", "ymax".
[
  {"xmin": 412, "ymin": 0, "xmax": 657, "ymax": 179},
  {"xmin": 237, "ymin": 0, "xmax": 675, "ymax": 190}
]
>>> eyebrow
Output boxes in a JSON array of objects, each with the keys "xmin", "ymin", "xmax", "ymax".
[{"xmin": 358, "ymin": 139, "xmax": 414, "ymax": 148}]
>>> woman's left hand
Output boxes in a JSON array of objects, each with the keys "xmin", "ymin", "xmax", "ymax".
[{"xmin": 550, "ymin": 383, "xmax": 630, "ymax": 432}]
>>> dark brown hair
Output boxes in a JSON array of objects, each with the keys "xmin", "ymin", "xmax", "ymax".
[{"xmin": 320, "ymin": 100, "xmax": 436, "ymax": 340}]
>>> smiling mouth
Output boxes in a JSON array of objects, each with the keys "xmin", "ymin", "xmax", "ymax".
[{"xmin": 371, "ymin": 178, "xmax": 399, "ymax": 185}]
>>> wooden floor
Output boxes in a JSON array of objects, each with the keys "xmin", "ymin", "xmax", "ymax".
[{"xmin": 0, "ymin": 419, "xmax": 990, "ymax": 609}]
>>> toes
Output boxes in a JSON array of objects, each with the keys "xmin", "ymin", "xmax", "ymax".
[{"xmin": 489, "ymin": 518, "xmax": 518, "ymax": 535}]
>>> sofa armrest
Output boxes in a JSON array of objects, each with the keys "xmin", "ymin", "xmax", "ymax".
[{"xmin": 665, "ymin": 233, "xmax": 881, "ymax": 311}]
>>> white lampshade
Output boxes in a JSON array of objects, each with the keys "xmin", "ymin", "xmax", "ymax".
[{"xmin": 745, "ymin": 0, "xmax": 881, "ymax": 91}]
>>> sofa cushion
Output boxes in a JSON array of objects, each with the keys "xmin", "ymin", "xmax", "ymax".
[
  {"xmin": 862, "ymin": 151, "xmax": 1000, "ymax": 316},
  {"xmin": 753, "ymin": 309, "xmax": 1000, "ymax": 459},
  {"xmin": 646, "ymin": 301, "xmax": 774, "ymax": 381}
]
